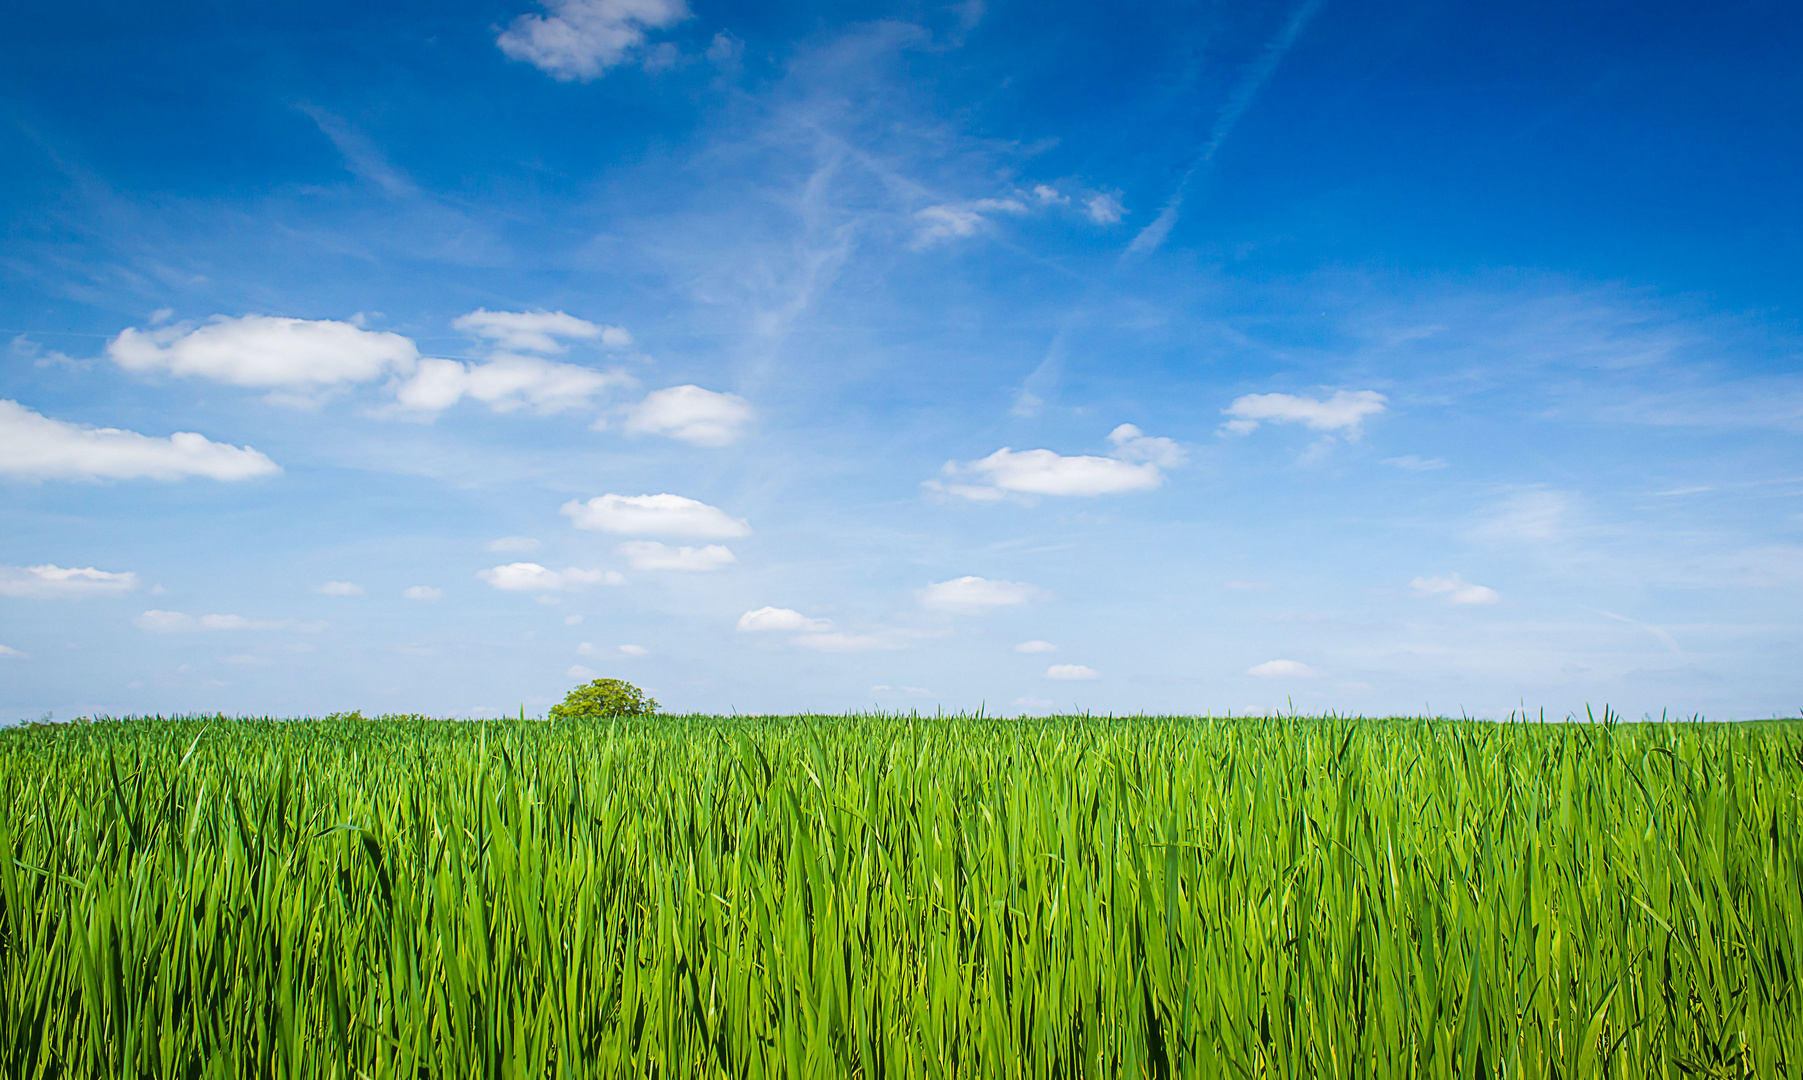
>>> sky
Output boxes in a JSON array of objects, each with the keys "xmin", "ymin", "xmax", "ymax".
[{"xmin": 2, "ymin": 0, "xmax": 1800, "ymax": 721}]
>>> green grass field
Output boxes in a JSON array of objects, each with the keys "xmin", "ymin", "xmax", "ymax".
[{"xmin": 2, "ymin": 712, "xmax": 1798, "ymax": 1077}]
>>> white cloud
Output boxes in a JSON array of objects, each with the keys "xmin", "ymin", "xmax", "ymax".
[
  {"xmin": 1084, "ymin": 194, "xmax": 1126, "ymax": 224},
  {"xmin": 933, "ymin": 447, "xmax": 1162, "ymax": 499},
  {"xmin": 870, "ymin": 684, "xmax": 932, "ymax": 696},
  {"xmin": 0, "ymin": 564, "xmax": 139, "ymax": 599},
  {"xmin": 931, "ymin": 424, "xmax": 1182, "ymax": 500},
  {"xmin": 563, "ymin": 614, "xmax": 584, "ymax": 625},
  {"xmin": 109, "ymin": 315, "xmax": 417, "ymax": 388},
  {"xmin": 476, "ymin": 563, "xmax": 624, "ymax": 592},
  {"xmin": 312, "ymin": 581, "xmax": 364, "ymax": 596},
  {"xmin": 392, "ymin": 355, "xmax": 631, "ymax": 416},
  {"xmin": 1046, "ymin": 664, "xmax": 1101, "ymax": 680},
  {"xmin": 134, "ymin": 611, "xmax": 292, "ymax": 632},
  {"xmin": 1014, "ymin": 639, "xmax": 1058, "ymax": 653},
  {"xmin": 1410, "ymin": 574, "xmax": 1501, "ymax": 605},
  {"xmin": 620, "ymin": 385, "xmax": 753, "ymax": 446},
  {"xmin": 1032, "ymin": 185, "xmax": 1067, "ymax": 204},
  {"xmin": 1221, "ymin": 390, "xmax": 1387, "ymax": 435},
  {"xmin": 919, "ymin": 576, "xmax": 1047, "ymax": 612},
  {"xmin": 737, "ymin": 606, "xmax": 833, "ymax": 632},
  {"xmin": 1247, "ymin": 659, "xmax": 1318, "ymax": 678},
  {"xmin": 485, "ymin": 536, "xmax": 543, "ymax": 552},
  {"xmin": 561, "ymin": 493, "xmax": 750, "ymax": 538},
  {"xmin": 452, "ymin": 308, "xmax": 630, "ymax": 353},
  {"xmin": 1106, "ymin": 424, "xmax": 1186, "ymax": 467},
  {"xmin": 402, "ymin": 585, "xmax": 443, "ymax": 601},
  {"xmin": 617, "ymin": 643, "xmax": 648, "ymax": 656},
  {"xmin": 617, "ymin": 541, "xmax": 736, "ymax": 571},
  {"xmin": 497, "ymin": 0, "xmax": 692, "ymax": 81},
  {"xmin": 912, "ymin": 198, "xmax": 1028, "ymax": 247},
  {"xmin": 0, "ymin": 399, "xmax": 280, "ymax": 482},
  {"xmin": 0, "ymin": 644, "xmax": 24, "ymax": 658},
  {"xmin": 567, "ymin": 664, "xmax": 598, "ymax": 680}
]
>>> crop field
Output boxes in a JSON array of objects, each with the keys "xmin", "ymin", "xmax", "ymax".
[{"xmin": 1, "ymin": 713, "xmax": 1799, "ymax": 1078}]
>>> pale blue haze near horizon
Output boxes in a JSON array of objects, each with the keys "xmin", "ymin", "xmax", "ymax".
[{"xmin": 2, "ymin": 0, "xmax": 1799, "ymax": 720}]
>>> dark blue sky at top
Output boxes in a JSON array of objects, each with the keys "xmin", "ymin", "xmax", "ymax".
[{"xmin": 6, "ymin": 0, "xmax": 1800, "ymax": 328}]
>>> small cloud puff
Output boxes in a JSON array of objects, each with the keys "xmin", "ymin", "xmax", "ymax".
[
  {"xmin": 1410, "ymin": 574, "xmax": 1500, "ymax": 605},
  {"xmin": 617, "ymin": 541, "xmax": 736, "ymax": 572},
  {"xmin": 617, "ymin": 644, "xmax": 648, "ymax": 656},
  {"xmin": 1045, "ymin": 664, "xmax": 1100, "ymax": 680},
  {"xmin": 312, "ymin": 581, "xmax": 363, "ymax": 596},
  {"xmin": 562, "ymin": 493, "xmax": 750, "ymax": 538},
  {"xmin": 402, "ymin": 586, "xmax": 443, "ymax": 601},
  {"xmin": 497, "ymin": 0, "xmax": 693, "ymax": 82},
  {"xmin": 0, "ymin": 563, "xmax": 139, "ymax": 599},
  {"xmin": 452, "ymin": 309, "xmax": 630, "ymax": 354},
  {"xmin": 1084, "ymin": 194, "xmax": 1126, "ymax": 224},
  {"xmin": 391, "ymin": 355, "xmax": 632, "ymax": 417},
  {"xmin": 919, "ymin": 576, "xmax": 1047, "ymax": 612},
  {"xmin": 1221, "ymin": 390, "xmax": 1387, "ymax": 436},
  {"xmin": 912, "ymin": 199, "xmax": 1028, "ymax": 248},
  {"xmin": 738, "ymin": 607, "xmax": 833, "ymax": 632},
  {"xmin": 620, "ymin": 385, "xmax": 752, "ymax": 446},
  {"xmin": 929, "ymin": 425, "xmax": 1182, "ymax": 500},
  {"xmin": 477, "ymin": 563, "xmax": 624, "ymax": 592},
  {"xmin": 1014, "ymin": 640, "xmax": 1058, "ymax": 653},
  {"xmin": 1247, "ymin": 659, "xmax": 1317, "ymax": 678}
]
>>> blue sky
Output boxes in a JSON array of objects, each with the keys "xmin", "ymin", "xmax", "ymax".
[{"xmin": 3, "ymin": 0, "xmax": 1799, "ymax": 720}]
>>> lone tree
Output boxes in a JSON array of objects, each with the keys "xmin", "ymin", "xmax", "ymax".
[{"xmin": 549, "ymin": 677, "xmax": 659, "ymax": 720}]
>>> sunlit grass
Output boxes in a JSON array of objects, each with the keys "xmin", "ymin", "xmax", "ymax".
[{"xmin": 2, "ymin": 712, "xmax": 1798, "ymax": 1077}]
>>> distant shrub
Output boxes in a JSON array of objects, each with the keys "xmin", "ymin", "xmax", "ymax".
[{"xmin": 550, "ymin": 678, "xmax": 658, "ymax": 721}]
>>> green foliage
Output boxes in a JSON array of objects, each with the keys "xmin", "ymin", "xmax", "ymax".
[
  {"xmin": 1, "ymin": 712, "xmax": 1800, "ymax": 1076},
  {"xmin": 548, "ymin": 677, "xmax": 658, "ymax": 720}
]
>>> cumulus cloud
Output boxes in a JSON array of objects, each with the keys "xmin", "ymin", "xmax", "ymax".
[
  {"xmin": 737, "ymin": 606, "xmax": 833, "ymax": 632},
  {"xmin": 0, "ymin": 564, "xmax": 139, "ymax": 599},
  {"xmin": 567, "ymin": 664, "xmax": 598, "ymax": 680},
  {"xmin": 0, "ymin": 400, "xmax": 280, "ymax": 482},
  {"xmin": 620, "ymin": 385, "xmax": 753, "ymax": 446},
  {"xmin": 1014, "ymin": 640, "xmax": 1058, "ymax": 653},
  {"xmin": 1410, "ymin": 574, "xmax": 1500, "ymax": 605},
  {"xmin": 933, "ymin": 448, "xmax": 1161, "ymax": 499},
  {"xmin": 1106, "ymin": 424, "xmax": 1186, "ymax": 467},
  {"xmin": 312, "ymin": 581, "xmax": 364, "ymax": 596},
  {"xmin": 930, "ymin": 424, "xmax": 1182, "ymax": 500},
  {"xmin": 497, "ymin": 0, "xmax": 692, "ymax": 81},
  {"xmin": 392, "ymin": 355, "xmax": 632, "ymax": 416},
  {"xmin": 617, "ymin": 541, "xmax": 736, "ymax": 571},
  {"xmin": 452, "ymin": 309, "xmax": 631, "ymax": 353},
  {"xmin": 1221, "ymin": 390, "xmax": 1387, "ymax": 436},
  {"xmin": 402, "ymin": 585, "xmax": 443, "ymax": 601},
  {"xmin": 109, "ymin": 316, "xmax": 417, "ymax": 388},
  {"xmin": 476, "ymin": 563, "xmax": 624, "ymax": 592},
  {"xmin": 1045, "ymin": 664, "xmax": 1100, "ymax": 680},
  {"xmin": 1084, "ymin": 194, "xmax": 1126, "ymax": 224},
  {"xmin": 134, "ymin": 611, "xmax": 296, "ymax": 632},
  {"xmin": 1247, "ymin": 659, "xmax": 1317, "ymax": 677},
  {"xmin": 561, "ymin": 493, "xmax": 750, "ymax": 538},
  {"xmin": 918, "ymin": 576, "xmax": 1047, "ymax": 612},
  {"xmin": 617, "ymin": 644, "xmax": 648, "ymax": 656},
  {"xmin": 912, "ymin": 199, "xmax": 1028, "ymax": 248}
]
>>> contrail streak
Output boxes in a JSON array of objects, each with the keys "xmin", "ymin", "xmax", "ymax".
[{"xmin": 1125, "ymin": 0, "xmax": 1328, "ymax": 257}]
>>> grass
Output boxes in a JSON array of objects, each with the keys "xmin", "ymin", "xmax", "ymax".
[{"xmin": 1, "ymin": 711, "xmax": 1799, "ymax": 1077}]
